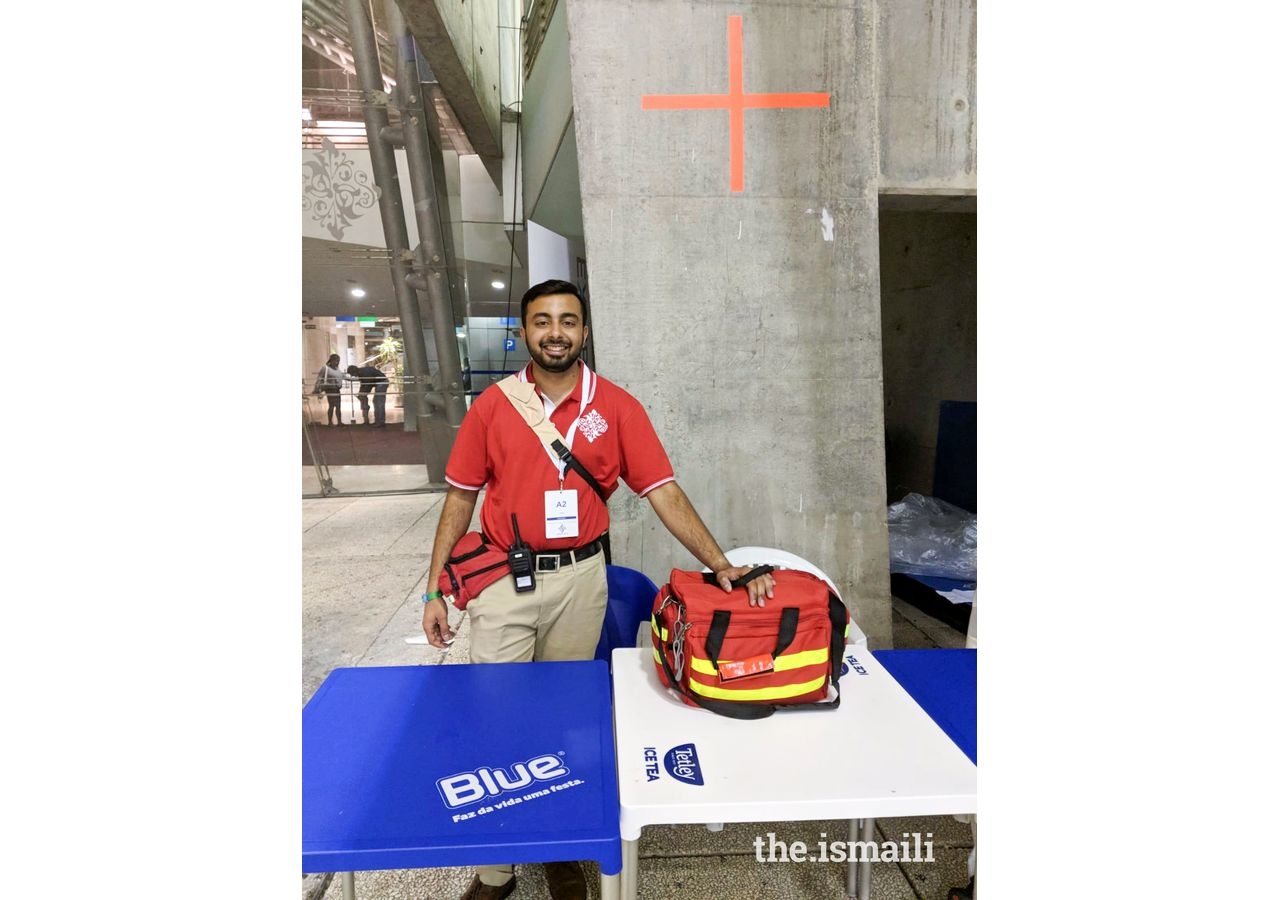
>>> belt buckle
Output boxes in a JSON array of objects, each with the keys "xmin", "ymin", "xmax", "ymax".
[{"xmin": 535, "ymin": 553, "xmax": 560, "ymax": 573}]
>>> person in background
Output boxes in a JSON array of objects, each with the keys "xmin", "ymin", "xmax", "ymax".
[
  {"xmin": 313, "ymin": 353, "xmax": 355, "ymax": 425},
  {"xmin": 347, "ymin": 363, "xmax": 390, "ymax": 427}
]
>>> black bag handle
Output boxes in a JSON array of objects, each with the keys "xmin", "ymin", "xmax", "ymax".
[
  {"xmin": 700, "ymin": 563, "xmax": 775, "ymax": 589},
  {"xmin": 704, "ymin": 611, "xmax": 732, "ymax": 670},
  {"xmin": 703, "ymin": 607, "xmax": 799, "ymax": 672},
  {"xmin": 773, "ymin": 607, "xmax": 799, "ymax": 658}
]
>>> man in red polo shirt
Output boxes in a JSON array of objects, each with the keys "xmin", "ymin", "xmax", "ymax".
[{"xmin": 422, "ymin": 279, "xmax": 772, "ymax": 900}]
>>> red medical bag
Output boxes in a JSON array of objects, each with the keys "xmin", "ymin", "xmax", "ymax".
[{"xmin": 651, "ymin": 566, "xmax": 850, "ymax": 719}]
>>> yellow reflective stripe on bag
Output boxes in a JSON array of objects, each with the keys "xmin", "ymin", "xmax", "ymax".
[
  {"xmin": 687, "ymin": 673, "xmax": 829, "ymax": 702},
  {"xmin": 651, "ymin": 618, "xmax": 668, "ymax": 642},
  {"xmin": 686, "ymin": 647, "xmax": 828, "ymax": 677}
]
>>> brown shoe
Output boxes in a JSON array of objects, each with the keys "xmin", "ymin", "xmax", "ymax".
[
  {"xmin": 543, "ymin": 861, "xmax": 586, "ymax": 900},
  {"xmin": 459, "ymin": 874, "xmax": 516, "ymax": 900}
]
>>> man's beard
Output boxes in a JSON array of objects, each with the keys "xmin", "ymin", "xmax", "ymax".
[{"xmin": 528, "ymin": 339, "xmax": 582, "ymax": 373}]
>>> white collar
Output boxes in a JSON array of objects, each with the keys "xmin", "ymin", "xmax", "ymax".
[{"xmin": 518, "ymin": 361, "xmax": 596, "ymax": 407}]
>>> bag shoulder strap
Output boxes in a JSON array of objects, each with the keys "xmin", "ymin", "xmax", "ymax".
[
  {"xmin": 496, "ymin": 376, "xmax": 607, "ymax": 502},
  {"xmin": 497, "ymin": 375, "xmax": 564, "ymax": 439}
]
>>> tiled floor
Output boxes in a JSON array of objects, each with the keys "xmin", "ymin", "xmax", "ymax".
[{"xmin": 302, "ymin": 478, "xmax": 974, "ymax": 900}]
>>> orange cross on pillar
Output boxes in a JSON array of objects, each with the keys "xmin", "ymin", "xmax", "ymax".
[{"xmin": 641, "ymin": 15, "xmax": 830, "ymax": 193}]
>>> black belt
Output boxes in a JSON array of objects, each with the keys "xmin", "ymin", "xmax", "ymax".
[{"xmin": 534, "ymin": 540, "xmax": 603, "ymax": 572}]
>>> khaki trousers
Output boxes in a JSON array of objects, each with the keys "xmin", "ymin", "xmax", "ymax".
[{"xmin": 467, "ymin": 550, "xmax": 608, "ymax": 886}]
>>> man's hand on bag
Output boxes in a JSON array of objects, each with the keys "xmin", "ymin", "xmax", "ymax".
[
  {"xmin": 715, "ymin": 565, "xmax": 775, "ymax": 607},
  {"xmin": 422, "ymin": 597, "xmax": 456, "ymax": 649}
]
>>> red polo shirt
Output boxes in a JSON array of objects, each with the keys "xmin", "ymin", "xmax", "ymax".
[{"xmin": 444, "ymin": 362, "xmax": 675, "ymax": 551}]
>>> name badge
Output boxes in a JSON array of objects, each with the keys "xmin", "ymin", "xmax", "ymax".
[{"xmin": 544, "ymin": 489, "xmax": 579, "ymax": 539}]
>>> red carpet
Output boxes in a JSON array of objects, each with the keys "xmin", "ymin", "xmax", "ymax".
[{"xmin": 303, "ymin": 423, "xmax": 429, "ymax": 466}]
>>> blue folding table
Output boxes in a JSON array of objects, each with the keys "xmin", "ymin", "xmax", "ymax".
[
  {"xmin": 873, "ymin": 648, "xmax": 976, "ymax": 763},
  {"xmin": 303, "ymin": 661, "xmax": 622, "ymax": 899}
]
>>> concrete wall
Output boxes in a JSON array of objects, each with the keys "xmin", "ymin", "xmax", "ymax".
[
  {"xmin": 521, "ymin": 0, "xmax": 575, "ymax": 227},
  {"xmin": 530, "ymin": 125, "xmax": 585, "ymax": 242},
  {"xmin": 565, "ymin": 0, "xmax": 892, "ymax": 646},
  {"xmin": 878, "ymin": 0, "xmax": 976, "ymax": 193},
  {"xmin": 448, "ymin": 0, "xmax": 503, "ymax": 146},
  {"xmin": 398, "ymin": 0, "xmax": 504, "ymax": 179},
  {"xmin": 878, "ymin": 210, "xmax": 976, "ymax": 501}
]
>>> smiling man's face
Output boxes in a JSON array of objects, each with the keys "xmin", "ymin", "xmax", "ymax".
[{"xmin": 521, "ymin": 293, "xmax": 588, "ymax": 375}]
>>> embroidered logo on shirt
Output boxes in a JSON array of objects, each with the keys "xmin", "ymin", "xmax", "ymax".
[{"xmin": 579, "ymin": 410, "xmax": 609, "ymax": 443}]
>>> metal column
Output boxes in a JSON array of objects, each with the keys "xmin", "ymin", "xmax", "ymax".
[
  {"xmin": 622, "ymin": 836, "xmax": 639, "ymax": 900},
  {"xmin": 847, "ymin": 817, "xmax": 876, "ymax": 899},
  {"xmin": 387, "ymin": 1, "xmax": 468, "ymax": 430},
  {"xmin": 343, "ymin": 0, "xmax": 447, "ymax": 476}
]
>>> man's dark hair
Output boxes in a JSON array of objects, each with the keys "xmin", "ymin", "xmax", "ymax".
[
  {"xmin": 346, "ymin": 365, "xmax": 359, "ymax": 375},
  {"xmin": 520, "ymin": 279, "xmax": 589, "ymax": 325}
]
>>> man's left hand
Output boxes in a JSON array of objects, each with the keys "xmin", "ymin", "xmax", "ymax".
[{"xmin": 714, "ymin": 565, "xmax": 775, "ymax": 607}]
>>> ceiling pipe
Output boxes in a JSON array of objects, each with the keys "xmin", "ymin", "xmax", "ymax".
[
  {"xmin": 301, "ymin": 2, "xmax": 346, "ymax": 38},
  {"xmin": 310, "ymin": 0, "xmax": 397, "ymax": 68},
  {"xmin": 302, "ymin": 21, "xmax": 350, "ymax": 55},
  {"xmin": 343, "ymin": 0, "xmax": 449, "ymax": 474},
  {"xmin": 302, "ymin": 25, "xmax": 357, "ymax": 74},
  {"xmin": 388, "ymin": 0, "xmax": 469, "ymax": 430},
  {"xmin": 304, "ymin": 0, "xmax": 398, "ymax": 92}
]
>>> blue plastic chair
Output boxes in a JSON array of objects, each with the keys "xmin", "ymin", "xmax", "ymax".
[{"xmin": 594, "ymin": 565, "xmax": 659, "ymax": 663}]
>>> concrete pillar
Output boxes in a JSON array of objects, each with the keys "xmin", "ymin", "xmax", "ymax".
[{"xmin": 564, "ymin": 0, "xmax": 892, "ymax": 645}]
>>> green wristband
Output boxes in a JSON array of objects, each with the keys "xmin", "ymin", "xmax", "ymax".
[{"xmin": 422, "ymin": 590, "xmax": 444, "ymax": 604}]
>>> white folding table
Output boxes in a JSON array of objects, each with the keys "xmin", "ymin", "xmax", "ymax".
[{"xmin": 610, "ymin": 646, "xmax": 975, "ymax": 899}]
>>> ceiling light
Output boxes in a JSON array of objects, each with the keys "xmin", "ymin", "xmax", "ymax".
[
  {"xmin": 350, "ymin": 287, "xmax": 366, "ymax": 298},
  {"xmin": 491, "ymin": 280, "xmax": 505, "ymax": 289}
]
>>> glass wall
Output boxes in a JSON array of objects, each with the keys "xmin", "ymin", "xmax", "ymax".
[{"xmin": 302, "ymin": 0, "xmax": 531, "ymax": 497}]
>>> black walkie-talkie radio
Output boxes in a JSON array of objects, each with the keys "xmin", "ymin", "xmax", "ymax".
[{"xmin": 508, "ymin": 514, "xmax": 536, "ymax": 593}]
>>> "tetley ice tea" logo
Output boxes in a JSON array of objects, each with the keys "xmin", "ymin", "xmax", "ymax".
[
  {"xmin": 841, "ymin": 652, "xmax": 868, "ymax": 677},
  {"xmin": 643, "ymin": 743, "xmax": 704, "ymax": 785}
]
